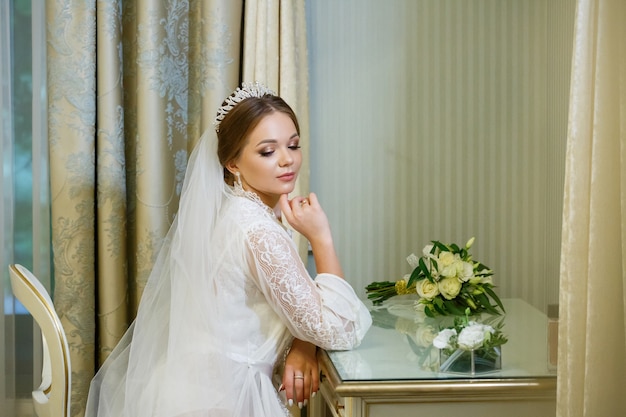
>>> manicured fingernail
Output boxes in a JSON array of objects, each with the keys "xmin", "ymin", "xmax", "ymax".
[
  {"xmin": 312, "ymin": 391, "xmax": 317, "ymax": 398},
  {"xmin": 304, "ymin": 399, "xmax": 308, "ymax": 407},
  {"xmin": 298, "ymin": 402, "xmax": 303, "ymax": 409},
  {"xmin": 288, "ymin": 399, "xmax": 293, "ymax": 407},
  {"xmin": 278, "ymin": 384, "xmax": 284, "ymax": 391}
]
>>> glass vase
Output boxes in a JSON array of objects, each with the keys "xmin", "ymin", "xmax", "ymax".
[{"xmin": 439, "ymin": 347, "xmax": 502, "ymax": 376}]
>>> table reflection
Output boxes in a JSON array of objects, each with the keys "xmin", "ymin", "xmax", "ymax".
[{"xmin": 327, "ymin": 297, "xmax": 555, "ymax": 381}]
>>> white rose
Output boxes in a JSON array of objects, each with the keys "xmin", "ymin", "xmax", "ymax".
[
  {"xmin": 438, "ymin": 276, "xmax": 462, "ymax": 300},
  {"xmin": 416, "ymin": 279, "xmax": 440, "ymax": 300},
  {"xmin": 457, "ymin": 261, "xmax": 474, "ymax": 282},
  {"xmin": 415, "ymin": 325, "xmax": 437, "ymax": 347},
  {"xmin": 441, "ymin": 258, "xmax": 464, "ymax": 278},
  {"xmin": 433, "ymin": 328, "xmax": 457, "ymax": 349},
  {"xmin": 438, "ymin": 251, "xmax": 457, "ymax": 268},
  {"xmin": 457, "ymin": 323, "xmax": 495, "ymax": 350}
]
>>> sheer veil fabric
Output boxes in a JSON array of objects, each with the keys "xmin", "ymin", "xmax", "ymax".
[{"xmin": 85, "ymin": 129, "xmax": 372, "ymax": 417}]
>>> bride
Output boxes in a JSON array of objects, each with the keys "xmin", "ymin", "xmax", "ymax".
[{"xmin": 85, "ymin": 82, "xmax": 372, "ymax": 417}]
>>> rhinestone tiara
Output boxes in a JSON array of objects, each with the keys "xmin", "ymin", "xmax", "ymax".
[{"xmin": 214, "ymin": 82, "xmax": 276, "ymax": 132}]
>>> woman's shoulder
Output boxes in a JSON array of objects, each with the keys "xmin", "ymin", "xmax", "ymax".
[{"xmin": 222, "ymin": 195, "xmax": 280, "ymax": 231}]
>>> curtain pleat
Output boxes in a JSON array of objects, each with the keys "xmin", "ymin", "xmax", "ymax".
[
  {"xmin": 188, "ymin": 0, "xmax": 243, "ymax": 147},
  {"xmin": 558, "ymin": 0, "xmax": 626, "ymax": 415},
  {"xmin": 95, "ymin": 1, "xmax": 130, "ymax": 364},
  {"xmin": 46, "ymin": 1, "xmax": 97, "ymax": 414},
  {"xmin": 131, "ymin": 0, "xmax": 187, "ymax": 311}
]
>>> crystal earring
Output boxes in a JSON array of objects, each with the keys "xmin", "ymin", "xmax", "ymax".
[{"xmin": 234, "ymin": 172, "xmax": 244, "ymax": 193}]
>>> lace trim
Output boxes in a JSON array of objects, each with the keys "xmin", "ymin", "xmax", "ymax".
[
  {"xmin": 231, "ymin": 183, "xmax": 278, "ymax": 221},
  {"xmin": 246, "ymin": 223, "xmax": 359, "ymax": 350}
]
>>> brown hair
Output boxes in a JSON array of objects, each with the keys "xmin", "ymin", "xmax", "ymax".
[{"xmin": 217, "ymin": 94, "xmax": 300, "ymax": 185}]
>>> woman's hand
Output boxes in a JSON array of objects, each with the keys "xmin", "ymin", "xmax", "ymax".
[
  {"xmin": 281, "ymin": 339, "xmax": 319, "ymax": 409},
  {"xmin": 279, "ymin": 192, "xmax": 343, "ymax": 277},
  {"xmin": 279, "ymin": 193, "xmax": 332, "ymax": 244}
]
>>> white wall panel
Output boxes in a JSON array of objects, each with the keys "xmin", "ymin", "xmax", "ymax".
[{"xmin": 306, "ymin": 0, "xmax": 574, "ymax": 312}]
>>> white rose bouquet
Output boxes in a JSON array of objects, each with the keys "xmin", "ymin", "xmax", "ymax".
[
  {"xmin": 433, "ymin": 308, "xmax": 508, "ymax": 373},
  {"xmin": 365, "ymin": 237, "xmax": 505, "ymax": 317}
]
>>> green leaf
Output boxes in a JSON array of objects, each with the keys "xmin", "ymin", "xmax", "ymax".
[
  {"xmin": 365, "ymin": 280, "xmax": 395, "ymax": 290},
  {"xmin": 407, "ymin": 266, "xmax": 423, "ymax": 287},
  {"xmin": 433, "ymin": 302, "xmax": 447, "ymax": 315},
  {"xmin": 475, "ymin": 262, "xmax": 492, "ymax": 273},
  {"xmin": 483, "ymin": 286, "xmax": 506, "ymax": 313},
  {"xmin": 449, "ymin": 243, "xmax": 461, "ymax": 253},
  {"xmin": 418, "ymin": 257, "xmax": 433, "ymax": 282},
  {"xmin": 475, "ymin": 292, "xmax": 499, "ymax": 315},
  {"xmin": 433, "ymin": 241, "xmax": 448, "ymax": 252},
  {"xmin": 443, "ymin": 299, "xmax": 466, "ymax": 315},
  {"xmin": 364, "ymin": 280, "xmax": 401, "ymax": 306}
]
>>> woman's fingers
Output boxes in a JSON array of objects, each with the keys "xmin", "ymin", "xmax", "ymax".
[
  {"xmin": 307, "ymin": 192, "xmax": 319, "ymax": 207},
  {"xmin": 283, "ymin": 370, "xmax": 313, "ymax": 408},
  {"xmin": 279, "ymin": 192, "xmax": 331, "ymax": 244},
  {"xmin": 278, "ymin": 194, "xmax": 292, "ymax": 218},
  {"xmin": 293, "ymin": 373, "xmax": 310, "ymax": 408}
]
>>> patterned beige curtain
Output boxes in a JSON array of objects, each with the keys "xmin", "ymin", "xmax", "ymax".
[
  {"xmin": 46, "ymin": 1, "xmax": 244, "ymax": 415},
  {"xmin": 242, "ymin": 0, "xmax": 311, "ymax": 260},
  {"xmin": 558, "ymin": 0, "xmax": 626, "ymax": 415}
]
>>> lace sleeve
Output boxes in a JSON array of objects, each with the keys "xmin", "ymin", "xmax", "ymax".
[{"xmin": 246, "ymin": 222, "xmax": 369, "ymax": 350}]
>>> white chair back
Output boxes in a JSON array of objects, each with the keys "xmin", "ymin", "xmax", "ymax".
[{"xmin": 9, "ymin": 264, "xmax": 71, "ymax": 417}]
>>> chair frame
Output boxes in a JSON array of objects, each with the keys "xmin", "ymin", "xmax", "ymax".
[{"xmin": 9, "ymin": 263, "xmax": 71, "ymax": 417}]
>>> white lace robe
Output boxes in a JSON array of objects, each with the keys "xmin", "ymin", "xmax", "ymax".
[
  {"xmin": 202, "ymin": 195, "xmax": 371, "ymax": 416},
  {"xmin": 86, "ymin": 193, "xmax": 372, "ymax": 417}
]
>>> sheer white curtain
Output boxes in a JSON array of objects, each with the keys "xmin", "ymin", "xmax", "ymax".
[
  {"xmin": 1, "ymin": 1, "xmax": 50, "ymax": 416},
  {"xmin": 558, "ymin": 0, "xmax": 626, "ymax": 415},
  {"xmin": 0, "ymin": 2, "xmax": 15, "ymax": 412}
]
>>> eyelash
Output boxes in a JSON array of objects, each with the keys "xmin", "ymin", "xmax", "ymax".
[{"xmin": 260, "ymin": 145, "xmax": 301, "ymax": 157}]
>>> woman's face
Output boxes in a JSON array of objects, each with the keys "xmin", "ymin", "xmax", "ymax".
[{"xmin": 230, "ymin": 111, "xmax": 302, "ymax": 207}]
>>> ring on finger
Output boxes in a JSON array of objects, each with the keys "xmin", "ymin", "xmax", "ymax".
[
  {"xmin": 300, "ymin": 199, "xmax": 309, "ymax": 206},
  {"xmin": 294, "ymin": 375, "xmax": 304, "ymax": 380}
]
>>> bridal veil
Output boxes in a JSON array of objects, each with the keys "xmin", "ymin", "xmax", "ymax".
[{"xmin": 86, "ymin": 129, "xmax": 236, "ymax": 417}]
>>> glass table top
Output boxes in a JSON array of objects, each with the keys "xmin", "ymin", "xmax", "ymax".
[{"xmin": 326, "ymin": 297, "xmax": 557, "ymax": 382}]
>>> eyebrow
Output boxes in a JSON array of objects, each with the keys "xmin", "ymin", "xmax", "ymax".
[{"xmin": 254, "ymin": 133, "xmax": 300, "ymax": 146}]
